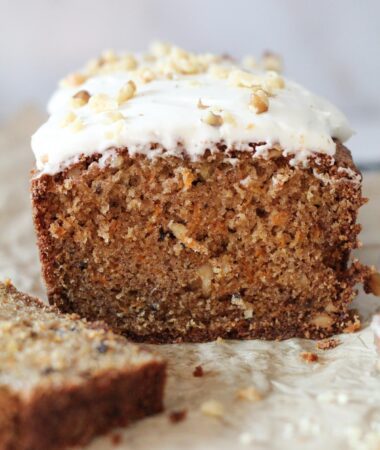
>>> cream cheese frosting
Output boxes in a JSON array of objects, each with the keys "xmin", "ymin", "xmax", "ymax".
[{"xmin": 31, "ymin": 43, "xmax": 353, "ymax": 175}]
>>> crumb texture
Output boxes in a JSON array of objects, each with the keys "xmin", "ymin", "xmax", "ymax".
[
  {"xmin": 32, "ymin": 143, "xmax": 370, "ymax": 343},
  {"xmin": 0, "ymin": 282, "xmax": 165, "ymax": 450}
]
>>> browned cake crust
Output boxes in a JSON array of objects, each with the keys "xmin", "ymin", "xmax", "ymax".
[
  {"xmin": 31, "ymin": 142, "xmax": 371, "ymax": 343},
  {"xmin": 0, "ymin": 282, "xmax": 166, "ymax": 450}
]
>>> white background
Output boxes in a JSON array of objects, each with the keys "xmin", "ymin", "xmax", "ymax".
[{"xmin": 1, "ymin": 0, "xmax": 379, "ymax": 163}]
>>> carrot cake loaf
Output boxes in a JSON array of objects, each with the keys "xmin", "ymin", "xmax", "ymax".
[
  {"xmin": 31, "ymin": 43, "xmax": 375, "ymax": 343},
  {"xmin": 0, "ymin": 281, "xmax": 165, "ymax": 450}
]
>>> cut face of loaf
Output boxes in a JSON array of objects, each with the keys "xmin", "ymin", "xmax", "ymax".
[
  {"xmin": 31, "ymin": 142, "xmax": 371, "ymax": 343},
  {"xmin": 0, "ymin": 281, "xmax": 166, "ymax": 450}
]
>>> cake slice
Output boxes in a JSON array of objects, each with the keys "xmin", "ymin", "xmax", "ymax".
[
  {"xmin": 31, "ymin": 43, "xmax": 375, "ymax": 343},
  {"xmin": 0, "ymin": 281, "xmax": 166, "ymax": 450}
]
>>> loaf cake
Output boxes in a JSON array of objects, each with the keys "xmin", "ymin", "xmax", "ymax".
[
  {"xmin": 31, "ymin": 43, "xmax": 375, "ymax": 343},
  {"xmin": 0, "ymin": 281, "xmax": 165, "ymax": 450}
]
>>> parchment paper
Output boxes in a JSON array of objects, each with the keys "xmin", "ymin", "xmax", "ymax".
[{"xmin": 1, "ymin": 108, "xmax": 380, "ymax": 450}]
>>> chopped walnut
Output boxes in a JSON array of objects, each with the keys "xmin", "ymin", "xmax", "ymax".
[
  {"xmin": 138, "ymin": 67, "xmax": 156, "ymax": 83},
  {"xmin": 236, "ymin": 386, "xmax": 262, "ymax": 402},
  {"xmin": 168, "ymin": 221, "xmax": 207, "ymax": 254},
  {"xmin": 197, "ymin": 263, "xmax": 213, "ymax": 297},
  {"xmin": 263, "ymin": 72, "xmax": 285, "ymax": 94},
  {"xmin": 88, "ymin": 93, "xmax": 117, "ymax": 112},
  {"xmin": 250, "ymin": 89, "xmax": 269, "ymax": 114},
  {"xmin": 179, "ymin": 168, "xmax": 196, "ymax": 190},
  {"xmin": 228, "ymin": 69, "xmax": 260, "ymax": 88},
  {"xmin": 117, "ymin": 80, "xmax": 137, "ymax": 105},
  {"xmin": 200, "ymin": 400, "xmax": 224, "ymax": 417},
  {"xmin": 71, "ymin": 90, "xmax": 91, "ymax": 108},
  {"xmin": 202, "ymin": 111, "xmax": 223, "ymax": 127}
]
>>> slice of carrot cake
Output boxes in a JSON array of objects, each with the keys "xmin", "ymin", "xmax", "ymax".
[
  {"xmin": 31, "ymin": 43, "xmax": 376, "ymax": 343},
  {"xmin": 0, "ymin": 281, "xmax": 165, "ymax": 450}
]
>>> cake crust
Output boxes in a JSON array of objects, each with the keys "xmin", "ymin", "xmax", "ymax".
[
  {"xmin": 31, "ymin": 142, "xmax": 371, "ymax": 343},
  {"xmin": 0, "ymin": 282, "xmax": 166, "ymax": 450}
]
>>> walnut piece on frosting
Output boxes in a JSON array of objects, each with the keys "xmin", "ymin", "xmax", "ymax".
[
  {"xmin": 263, "ymin": 72, "xmax": 285, "ymax": 94},
  {"xmin": 60, "ymin": 111, "xmax": 77, "ymax": 128},
  {"xmin": 71, "ymin": 90, "xmax": 91, "ymax": 108},
  {"xmin": 202, "ymin": 111, "xmax": 223, "ymax": 127},
  {"xmin": 60, "ymin": 72, "xmax": 87, "ymax": 88},
  {"xmin": 138, "ymin": 67, "xmax": 156, "ymax": 84},
  {"xmin": 117, "ymin": 80, "xmax": 137, "ymax": 105},
  {"xmin": 228, "ymin": 69, "xmax": 260, "ymax": 88},
  {"xmin": 250, "ymin": 89, "xmax": 269, "ymax": 114},
  {"xmin": 88, "ymin": 93, "xmax": 117, "ymax": 112}
]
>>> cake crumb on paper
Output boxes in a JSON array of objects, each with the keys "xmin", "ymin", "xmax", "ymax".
[
  {"xmin": 300, "ymin": 351, "xmax": 319, "ymax": 363},
  {"xmin": 169, "ymin": 409, "xmax": 187, "ymax": 424},
  {"xmin": 236, "ymin": 386, "xmax": 263, "ymax": 402},
  {"xmin": 200, "ymin": 400, "xmax": 224, "ymax": 417},
  {"xmin": 193, "ymin": 365, "xmax": 204, "ymax": 377},
  {"xmin": 316, "ymin": 338, "xmax": 340, "ymax": 350},
  {"xmin": 110, "ymin": 432, "xmax": 122, "ymax": 446}
]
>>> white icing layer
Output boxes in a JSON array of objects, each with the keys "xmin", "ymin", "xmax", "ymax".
[{"xmin": 31, "ymin": 46, "xmax": 353, "ymax": 175}]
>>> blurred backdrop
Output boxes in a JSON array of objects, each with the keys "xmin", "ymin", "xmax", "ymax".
[{"xmin": 0, "ymin": 0, "xmax": 379, "ymax": 165}]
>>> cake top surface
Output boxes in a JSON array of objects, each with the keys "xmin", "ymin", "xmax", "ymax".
[
  {"xmin": 0, "ymin": 282, "xmax": 160, "ymax": 395},
  {"xmin": 31, "ymin": 42, "xmax": 353, "ymax": 175}
]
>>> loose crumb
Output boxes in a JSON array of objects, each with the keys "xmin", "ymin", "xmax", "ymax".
[
  {"xmin": 236, "ymin": 386, "xmax": 263, "ymax": 402},
  {"xmin": 193, "ymin": 365, "xmax": 204, "ymax": 377},
  {"xmin": 110, "ymin": 432, "xmax": 122, "ymax": 446},
  {"xmin": 300, "ymin": 351, "xmax": 319, "ymax": 363},
  {"xmin": 200, "ymin": 400, "xmax": 224, "ymax": 417},
  {"xmin": 316, "ymin": 338, "xmax": 340, "ymax": 350},
  {"xmin": 169, "ymin": 409, "xmax": 187, "ymax": 424}
]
